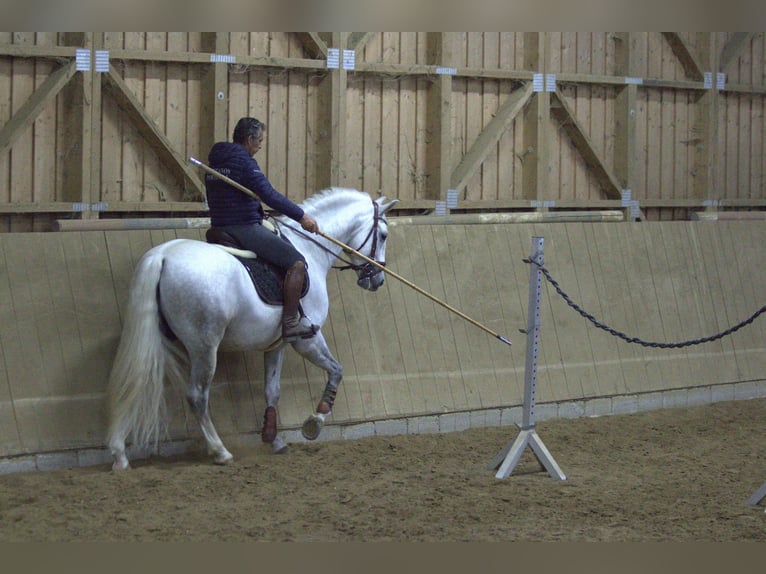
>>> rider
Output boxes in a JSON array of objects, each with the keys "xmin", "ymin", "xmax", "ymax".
[{"xmin": 205, "ymin": 117, "xmax": 320, "ymax": 342}]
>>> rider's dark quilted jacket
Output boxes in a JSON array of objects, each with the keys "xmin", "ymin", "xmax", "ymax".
[{"xmin": 205, "ymin": 142, "xmax": 305, "ymax": 227}]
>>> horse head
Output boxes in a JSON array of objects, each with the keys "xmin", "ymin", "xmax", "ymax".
[{"xmin": 349, "ymin": 196, "xmax": 399, "ymax": 292}]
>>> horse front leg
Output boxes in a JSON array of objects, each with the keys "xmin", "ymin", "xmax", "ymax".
[
  {"xmin": 291, "ymin": 333, "xmax": 343, "ymax": 441},
  {"xmin": 262, "ymin": 347, "xmax": 288, "ymax": 454}
]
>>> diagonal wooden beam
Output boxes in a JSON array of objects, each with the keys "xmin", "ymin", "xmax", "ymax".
[
  {"xmin": 450, "ymin": 82, "xmax": 534, "ymax": 191},
  {"xmin": 349, "ymin": 32, "xmax": 376, "ymax": 54},
  {"xmin": 719, "ymin": 32, "xmax": 755, "ymax": 73},
  {"xmin": 295, "ymin": 33, "xmax": 328, "ymax": 59},
  {"xmin": 102, "ymin": 64, "xmax": 204, "ymax": 199},
  {"xmin": 661, "ymin": 32, "xmax": 704, "ymax": 81},
  {"xmin": 0, "ymin": 59, "xmax": 77, "ymax": 156},
  {"xmin": 550, "ymin": 92, "xmax": 623, "ymax": 199}
]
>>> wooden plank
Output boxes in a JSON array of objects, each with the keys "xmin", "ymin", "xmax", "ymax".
[
  {"xmin": 357, "ymin": 250, "xmax": 401, "ymax": 421},
  {"xmin": 661, "ymin": 32, "xmax": 704, "ymax": 81},
  {"xmin": 103, "ymin": 63, "xmax": 204, "ymax": 198},
  {"xmin": 450, "ymin": 83, "xmax": 533, "ymax": 194},
  {"xmin": 719, "ymin": 32, "xmax": 754, "ymax": 74},
  {"xmin": 559, "ymin": 224, "xmax": 610, "ymax": 398},
  {"xmin": 380, "ymin": 43, "xmax": 399, "ymax": 199},
  {"xmin": 392, "ymin": 225, "xmax": 445, "ymax": 415},
  {"xmin": 8, "ymin": 33, "xmax": 36, "ymax": 204},
  {"xmin": 550, "ymin": 91, "xmax": 623, "ymax": 199},
  {"xmin": 484, "ymin": 224, "xmax": 525, "ymax": 406},
  {"xmin": 384, "ymin": 223, "xmax": 430, "ymax": 415},
  {"xmin": 362, "ymin": 73, "xmax": 382, "ymax": 193},
  {"xmin": 412, "ymin": 225, "xmax": 468, "ymax": 412}
]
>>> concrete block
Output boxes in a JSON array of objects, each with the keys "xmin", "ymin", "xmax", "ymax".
[
  {"xmin": 686, "ymin": 387, "xmax": 713, "ymax": 408},
  {"xmin": 557, "ymin": 400, "xmax": 585, "ymax": 419},
  {"xmin": 341, "ymin": 422, "xmax": 376, "ymax": 441},
  {"xmin": 313, "ymin": 423, "xmax": 342, "ymax": 442},
  {"xmin": 612, "ymin": 395, "xmax": 639, "ymax": 416},
  {"xmin": 499, "ymin": 406, "xmax": 522, "ymax": 426},
  {"xmin": 77, "ymin": 448, "xmax": 112, "ymax": 468},
  {"xmin": 637, "ymin": 392, "xmax": 664, "ymax": 413},
  {"xmin": 0, "ymin": 456, "xmax": 36, "ymax": 475},
  {"xmin": 662, "ymin": 389, "xmax": 688, "ymax": 410},
  {"xmin": 36, "ymin": 451, "xmax": 79, "ymax": 472},
  {"xmin": 159, "ymin": 439, "xmax": 196, "ymax": 458},
  {"xmin": 535, "ymin": 402, "xmax": 558, "ymax": 421},
  {"xmin": 482, "ymin": 408, "xmax": 503, "ymax": 428},
  {"xmin": 734, "ymin": 381, "xmax": 760, "ymax": 400},
  {"xmin": 374, "ymin": 418, "xmax": 408, "ymax": 437},
  {"xmin": 584, "ymin": 397, "xmax": 612, "ymax": 418},
  {"xmin": 411, "ymin": 415, "xmax": 440, "ymax": 434},
  {"xmin": 711, "ymin": 384, "xmax": 735, "ymax": 404},
  {"xmin": 437, "ymin": 412, "xmax": 470, "ymax": 434},
  {"xmin": 469, "ymin": 410, "xmax": 489, "ymax": 428}
]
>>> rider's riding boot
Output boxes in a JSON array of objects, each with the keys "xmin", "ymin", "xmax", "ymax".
[{"xmin": 282, "ymin": 261, "xmax": 318, "ymax": 342}]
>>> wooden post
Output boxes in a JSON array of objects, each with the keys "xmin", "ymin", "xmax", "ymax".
[
  {"xmin": 60, "ymin": 33, "xmax": 94, "ymax": 218},
  {"xmin": 614, "ymin": 32, "xmax": 639, "ymax": 221},
  {"xmin": 199, "ymin": 33, "xmax": 230, "ymax": 163},
  {"xmin": 315, "ymin": 32, "xmax": 348, "ymax": 190},
  {"xmin": 425, "ymin": 32, "xmax": 454, "ymax": 203},
  {"xmin": 693, "ymin": 33, "xmax": 720, "ymax": 208},
  {"xmin": 522, "ymin": 33, "xmax": 549, "ymax": 207}
]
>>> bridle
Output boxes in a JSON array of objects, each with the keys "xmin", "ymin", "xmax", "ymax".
[
  {"xmin": 333, "ymin": 200, "xmax": 386, "ymax": 281},
  {"xmin": 275, "ymin": 199, "xmax": 387, "ymax": 281}
]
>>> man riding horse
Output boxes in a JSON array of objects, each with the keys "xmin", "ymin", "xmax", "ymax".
[{"xmin": 204, "ymin": 117, "xmax": 320, "ymax": 342}]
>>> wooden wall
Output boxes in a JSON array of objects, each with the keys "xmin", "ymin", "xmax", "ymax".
[
  {"xmin": 1, "ymin": 32, "xmax": 765, "ymax": 232},
  {"xmin": 1, "ymin": 220, "xmax": 765, "ymax": 462}
]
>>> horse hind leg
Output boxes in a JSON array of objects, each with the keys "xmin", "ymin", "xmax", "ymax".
[
  {"xmin": 186, "ymin": 348, "xmax": 233, "ymax": 465},
  {"xmin": 263, "ymin": 348, "xmax": 288, "ymax": 454},
  {"xmin": 107, "ymin": 419, "xmax": 131, "ymax": 471}
]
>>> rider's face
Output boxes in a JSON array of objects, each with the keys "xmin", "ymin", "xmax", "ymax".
[{"xmin": 246, "ymin": 132, "xmax": 264, "ymax": 156}]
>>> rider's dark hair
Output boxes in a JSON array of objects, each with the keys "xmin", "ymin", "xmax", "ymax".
[{"xmin": 233, "ymin": 117, "xmax": 266, "ymax": 144}]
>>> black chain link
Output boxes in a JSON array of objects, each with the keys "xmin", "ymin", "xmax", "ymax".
[{"xmin": 525, "ymin": 257, "xmax": 766, "ymax": 349}]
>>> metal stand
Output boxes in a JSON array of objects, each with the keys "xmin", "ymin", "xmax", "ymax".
[
  {"xmin": 746, "ymin": 480, "xmax": 766, "ymax": 508},
  {"xmin": 488, "ymin": 236, "xmax": 566, "ymax": 480}
]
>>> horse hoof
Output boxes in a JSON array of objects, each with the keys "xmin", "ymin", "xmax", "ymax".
[
  {"xmin": 111, "ymin": 455, "xmax": 131, "ymax": 472},
  {"xmin": 272, "ymin": 436, "xmax": 289, "ymax": 454},
  {"xmin": 301, "ymin": 414, "xmax": 323, "ymax": 441},
  {"xmin": 213, "ymin": 452, "xmax": 234, "ymax": 465}
]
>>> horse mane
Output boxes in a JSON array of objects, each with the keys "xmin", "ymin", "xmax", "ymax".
[
  {"xmin": 298, "ymin": 187, "xmax": 371, "ymax": 214},
  {"xmin": 271, "ymin": 188, "xmax": 369, "ymax": 236}
]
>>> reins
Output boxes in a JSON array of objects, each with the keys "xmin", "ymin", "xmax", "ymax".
[{"xmin": 190, "ymin": 157, "xmax": 513, "ymax": 347}]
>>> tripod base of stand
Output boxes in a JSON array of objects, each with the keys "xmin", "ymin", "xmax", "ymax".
[
  {"xmin": 746, "ymin": 480, "xmax": 766, "ymax": 508},
  {"xmin": 487, "ymin": 427, "xmax": 566, "ymax": 480}
]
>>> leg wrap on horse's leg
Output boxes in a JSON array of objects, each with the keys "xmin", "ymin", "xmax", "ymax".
[
  {"xmin": 317, "ymin": 383, "xmax": 337, "ymax": 414},
  {"xmin": 262, "ymin": 405, "xmax": 278, "ymax": 443}
]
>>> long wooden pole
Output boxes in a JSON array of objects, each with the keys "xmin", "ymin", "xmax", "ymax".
[{"xmin": 189, "ymin": 157, "xmax": 512, "ymax": 346}]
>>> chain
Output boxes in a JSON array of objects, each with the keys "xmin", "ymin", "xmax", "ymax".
[{"xmin": 525, "ymin": 258, "xmax": 766, "ymax": 349}]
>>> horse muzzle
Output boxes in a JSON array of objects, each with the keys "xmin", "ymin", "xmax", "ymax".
[{"xmin": 356, "ymin": 262, "xmax": 385, "ymax": 291}]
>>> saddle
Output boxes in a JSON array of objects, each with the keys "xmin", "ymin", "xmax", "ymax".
[{"xmin": 205, "ymin": 223, "xmax": 309, "ymax": 306}]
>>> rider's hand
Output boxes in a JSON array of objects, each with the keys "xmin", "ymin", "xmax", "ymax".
[{"xmin": 300, "ymin": 213, "xmax": 319, "ymax": 234}]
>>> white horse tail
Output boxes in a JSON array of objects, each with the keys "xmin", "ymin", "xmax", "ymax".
[{"xmin": 106, "ymin": 244, "xmax": 188, "ymax": 464}]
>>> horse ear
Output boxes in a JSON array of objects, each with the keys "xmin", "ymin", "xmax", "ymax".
[{"xmin": 377, "ymin": 197, "xmax": 399, "ymax": 214}]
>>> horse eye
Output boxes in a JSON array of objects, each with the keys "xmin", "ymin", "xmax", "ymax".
[{"xmin": 380, "ymin": 232, "xmax": 388, "ymax": 241}]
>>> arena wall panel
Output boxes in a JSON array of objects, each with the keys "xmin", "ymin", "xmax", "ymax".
[{"xmin": 1, "ymin": 221, "xmax": 765, "ymax": 467}]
